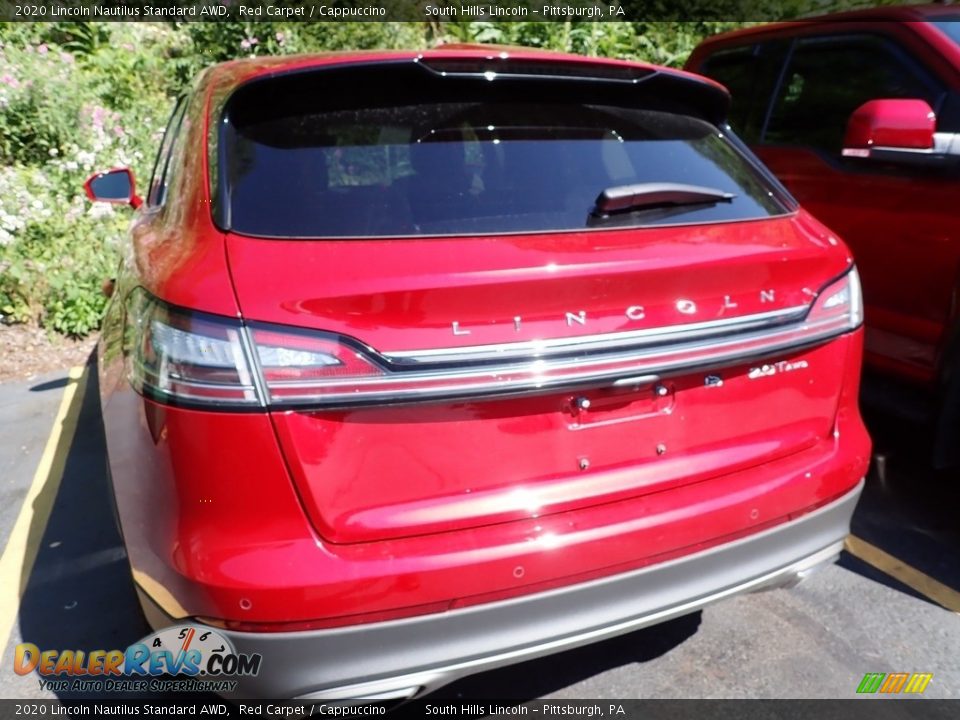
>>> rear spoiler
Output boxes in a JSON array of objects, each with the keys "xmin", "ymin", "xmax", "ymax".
[{"xmin": 415, "ymin": 55, "xmax": 731, "ymax": 126}]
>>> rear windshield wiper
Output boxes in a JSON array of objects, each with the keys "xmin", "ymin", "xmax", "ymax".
[{"xmin": 592, "ymin": 183, "xmax": 736, "ymax": 217}]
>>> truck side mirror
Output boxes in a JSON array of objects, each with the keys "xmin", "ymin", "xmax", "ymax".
[{"xmin": 841, "ymin": 99, "xmax": 942, "ymax": 166}]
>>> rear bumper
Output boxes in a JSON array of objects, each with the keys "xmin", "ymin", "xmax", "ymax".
[{"xmin": 141, "ymin": 479, "xmax": 862, "ymax": 700}]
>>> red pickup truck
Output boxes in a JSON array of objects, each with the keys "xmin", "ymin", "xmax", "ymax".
[{"xmin": 687, "ymin": 5, "xmax": 960, "ymax": 465}]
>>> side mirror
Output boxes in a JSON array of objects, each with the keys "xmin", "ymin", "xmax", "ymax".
[
  {"xmin": 842, "ymin": 99, "xmax": 939, "ymax": 165},
  {"xmin": 84, "ymin": 168, "xmax": 142, "ymax": 209}
]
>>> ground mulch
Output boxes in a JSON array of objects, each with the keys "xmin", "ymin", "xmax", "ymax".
[{"xmin": 0, "ymin": 323, "xmax": 97, "ymax": 383}]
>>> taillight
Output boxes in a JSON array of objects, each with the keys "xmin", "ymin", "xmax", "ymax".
[
  {"xmin": 127, "ymin": 289, "xmax": 262, "ymax": 408},
  {"xmin": 804, "ymin": 268, "xmax": 863, "ymax": 335},
  {"xmin": 251, "ymin": 326, "xmax": 385, "ymax": 401},
  {"xmin": 126, "ymin": 271, "xmax": 862, "ymax": 411}
]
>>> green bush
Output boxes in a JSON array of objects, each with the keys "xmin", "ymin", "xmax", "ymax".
[{"xmin": 0, "ymin": 24, "xmax": 170, "ymax": 336}]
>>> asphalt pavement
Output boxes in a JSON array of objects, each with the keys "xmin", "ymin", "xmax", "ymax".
[{"xmin": 0, "ymin": 357, "xmax": 957, "ymax": 701}]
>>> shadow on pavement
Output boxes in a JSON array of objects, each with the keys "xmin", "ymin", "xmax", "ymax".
[
  {"xmin": 841, "ymin": 375, "xmax": 960, "ymax": 609},
  {"xmin": 16, "ymin": 354, "xmax": 154, "ymax": 699},
  {"xmin": 29, "ymin": 377, "xmax": 71, "ymax": 393},
  {"xmin": 432, "ymin": 612, "xmax": 702, "ymax": 700}
]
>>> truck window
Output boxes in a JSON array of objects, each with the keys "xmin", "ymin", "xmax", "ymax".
[
  {"xmin": 764, "ymin": 34, "xmax": 944, "ymax": 154},
  {"xmin": 698, "ymin": 42, "xmax": 788, "ymax": 143}
]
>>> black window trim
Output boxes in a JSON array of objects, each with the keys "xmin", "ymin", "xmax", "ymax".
[
  {"xmin": 146, "ymin": 97, "xmax": 187, "ymax": 210},
  {"xmin": 759, "ymin": 38, "xmax": 795, "ymax": 143},
  {"xmin": 720, "ymin": 122, "xmax": 798, "ymax": 211}
]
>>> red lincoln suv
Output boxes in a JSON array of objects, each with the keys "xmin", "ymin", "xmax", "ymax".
[
  {"xmin": 687, "ymin": 5, "xmax": 960, "ymax": 466},
  {"xmin": 86, "ymin": 47, "xmax": 871, "ymax": 700}
]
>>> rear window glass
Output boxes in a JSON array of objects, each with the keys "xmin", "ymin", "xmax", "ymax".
[{"xmin": 220, "ymin": 63, "xmax": 789, "ymax": 238}]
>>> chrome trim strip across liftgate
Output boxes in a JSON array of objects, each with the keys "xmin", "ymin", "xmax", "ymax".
[
  {"xmin": 263, "ymin": 303, "xmax": 857, "ymax": 407},
  {"xmin": 385, "ymin": 305, "xmax": 808, "ymax": 365}
]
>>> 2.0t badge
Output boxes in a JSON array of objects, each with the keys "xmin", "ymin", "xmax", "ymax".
[{"xmin": 748, "ymin": 359, "xmax": 810, "ymax": 380}]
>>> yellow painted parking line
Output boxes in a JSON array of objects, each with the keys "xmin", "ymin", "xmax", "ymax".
[
  {"xmin": 845, "ymin": 534, "xmax": 960, "ymax": 614},
  {"xmin": 0, "ymin": 366, "xmax": 88, "ymax": 667},
  {"xmin": 130, "ymin": 568, "xmax": 189, "ymax": 619}
]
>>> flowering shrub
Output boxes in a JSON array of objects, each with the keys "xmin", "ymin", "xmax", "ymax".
[{"xmin": 0, "ymin": 24, "xmax": 168, "ymax": 335}]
